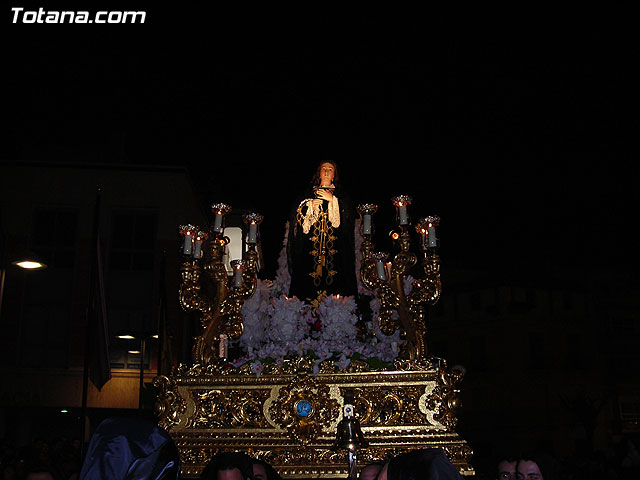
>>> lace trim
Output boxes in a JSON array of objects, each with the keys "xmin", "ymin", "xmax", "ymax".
[{"xmin": 301, "ymin": 196, "xmax": 340, "ymax": 233}]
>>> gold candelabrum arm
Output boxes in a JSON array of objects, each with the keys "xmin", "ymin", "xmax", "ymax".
[
  {"xmin": 358, "ymin": 203, "xmax": 442, "ymax": 363},
  {"xmin": 178, "ymin": 207, "xmax": 263, "ymax": 366},
  {"xmin": 181, "ymin": 234, "xmax": 233, "ymax": 365},
  {"xmin": 218, "ymin": 247, "xmax": 260, "ymax": 341}
]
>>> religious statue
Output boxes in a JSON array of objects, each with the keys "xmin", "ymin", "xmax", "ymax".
[{"xmin": 287, "ymin": 161, "xmax": 357, "ymax": 301}]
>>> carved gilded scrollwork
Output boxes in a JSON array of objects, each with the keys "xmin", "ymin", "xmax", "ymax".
[
  {"xmin": 153, "ymin": 375, "xmax": 187, "ymax": 431},
  {"xmin": 268, "ymin": 374, "xmax": 340, "ymax": 444},
  {"xmin": 191, "ymin": 389, "xmax": 272, "ymax": 429},
  {"xmin": 348, "ymin": 385, "xmax": 432, "ymax": 426},
  {"xmin": 155, "ymin": 368, "xmax": 474, "ymax": 478},
  {"xmin": 425, "ymin": 365, "xmax": 466, "ymax": 431}
]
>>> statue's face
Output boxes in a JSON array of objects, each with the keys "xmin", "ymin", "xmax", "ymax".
[{"xmin": 319, "ymin": 162, "xmax": 335, "ymax": 185}]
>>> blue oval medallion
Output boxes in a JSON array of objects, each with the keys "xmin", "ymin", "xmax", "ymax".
[{"xmin": 295, "ymin": 399, "xmax": 313, "ymax": 417}]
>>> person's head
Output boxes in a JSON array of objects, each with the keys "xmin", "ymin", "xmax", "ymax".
[
  {"xmin": 516, "ymin": 460, "xmax": 543, "ymax": 480},
  {"xmin": 251, "ymin": 463, "xmax": 267, "ymax": 480},
  {"xmin": 497, "ymin": 458, "xmax": 517, "ymax": 480},
  {"xmin": 200, "ymin": 452, "xmax": 254, "ymax": 480},
  {"xmin": 250, "ymin": 459, "xmax": 281, "ymax": 480},
  {"xmin": 216, "ymin": 468, "xmax": 245, "ymax": 480},
  {"xmin": 359, "ymin": 462, "xmax": 383, "ymax": 480},
  {"xmin": 387, "ymin": 448, "xmax": 461, "ymax": 480},
  {"xmin": 518, "ymin": 452, "xmax": 559, "ymax": 480},
  {"xmin": 2, "ymin": 464, "xmax": 16, "ymax": 480},
  {"xmin": 312, "ymin": 161, "xmax": 338, "ymax": 187},
  {"xmin": 24, "ymin": 470, "xmax": 54, "ymax": 480},
  {"xmin": 376, "ymin": 461, "xmax": 389, "ymax": 480}
]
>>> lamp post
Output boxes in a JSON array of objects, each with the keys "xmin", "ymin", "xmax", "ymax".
[{"xmin": 0, "ymin": 253, "xmax": 47, "ymax": 323}]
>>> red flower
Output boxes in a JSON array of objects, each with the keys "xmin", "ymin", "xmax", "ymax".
[{"xmin": 312, "ymin": 319, "xmax": 322, "ymax": 331}]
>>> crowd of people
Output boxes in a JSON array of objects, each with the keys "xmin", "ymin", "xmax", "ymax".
[
  {"xmin": 491, "ymin": 442, "xmax": 640, "ymax": 480},
  {"xmin": 1, "ymin": 435, "xmax": 81, "ymax": 480},
  {"xmin": 3, "ymin": 417, "xmax": 640, "ymax": 479},
  {"xmin": 202, "ymin": 448, "xmax": 463, "ymax": 480}
]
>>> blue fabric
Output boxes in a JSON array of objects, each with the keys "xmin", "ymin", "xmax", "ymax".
[
  {"xmin": 388, "ymin": 448, "xmax": 462, "ymax": 480},
  {"xmin": 79, "ymin": 417, "xmax": 180, "ymax": 480}
]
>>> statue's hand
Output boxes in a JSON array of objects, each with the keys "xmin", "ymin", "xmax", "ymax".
[{"xmin": 315, "ymin": 189, "xmax": 334, "ymax": 202}]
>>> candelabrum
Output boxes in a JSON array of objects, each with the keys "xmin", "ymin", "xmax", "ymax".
[
  {"xmin": 178, "ymin": 204, "xmax": 263, "ymax": 365},
  {"xmin": 358, "ymin": 197, "xmax": 442, "ymax": 363}
]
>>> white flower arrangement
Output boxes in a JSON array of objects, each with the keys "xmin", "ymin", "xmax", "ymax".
[
  {"xmin": 233, "ymin": 279, "xmax": 403, "ymax": 376},
  {"xmin": 232, "ymin": 221, "xmax": 406, "ymax": 376}
]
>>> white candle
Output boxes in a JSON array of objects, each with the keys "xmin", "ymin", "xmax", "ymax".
[
  {"xmin": 193, "ymin": 237, "xmax": 203, "ymax": 258},
  {"xmin": 183, "ymin": 233, "xmax": 193, "ymax": 255},
  {"xmin": 420, "ymin": 229, "xmax": 428, "ymax": 250},
  {"xmin": 398, "ymin": 205, "xmax": 408, "ymax": 225},
  {"xmin": 213, "ymin": 213, "xmax": 223, "ymax": 233},
  {"xmin": 233, "ymin": 265, "xmax": 243, "ymax": 287},
  {"xmin": 219, "ymin": 334, "xmax": 228, "ymax": 359},
  {"xmin": 363, "ymin": 214, "xmax": 372, "ymax": 235},
  {"xmin": 385, "ymin": 262, "xmax": 393, "ymax": 280},
  {"xmin": 376, "ymin": 259, "xmax": 387, "ymax": 281},
  {"xmin": 428, "ymin": 226, "xmax": 437, "ymax": 247},
  {"xmin": 248, "ymin": 222, "xmax": 258, "ymax": 244}
]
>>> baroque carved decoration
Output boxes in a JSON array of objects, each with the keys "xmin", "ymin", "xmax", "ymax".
[{"xmin": 268, "ymin": 374, "xmax": 340, "ymax": 444}]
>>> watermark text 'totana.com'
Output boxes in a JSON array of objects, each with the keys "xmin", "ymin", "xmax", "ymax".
[{"xmin": 11, "ymin": 7, "xmax": 146, "ymax": 24}]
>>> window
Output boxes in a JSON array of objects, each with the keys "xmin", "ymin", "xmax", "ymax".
[
  {"xmin": 108, "ymin": 308, "xmax": 154, "ymax": 369},
  {"xmin": 20, "ymin": 304, "xmax": 69, "ymax": 368},
  {"xmin": 469, "ymin": 336, "xmax": 487, "ymax": 371},
  {"xmin": 528, "ymin": 332, "xmax": 546, "ymax": 369},
  {"xmin": 110, "ymin": 211, "xmax": 157, "ymax": 271},
  {"xmin": 565, "ymin": 334, "xmax": 587, "ymax": 370},
  {"xmin": 31, "ymin": 207, "xmax": 78, "ymax": 268},
  {"xmin": 469, "ymin": 293, "xmax": 482, "ymax": 311},
  {"xmin": 562, "ymin": 291, "xmax": 573, "ymax": 309}
]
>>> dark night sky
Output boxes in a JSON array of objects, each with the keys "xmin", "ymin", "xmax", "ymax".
[{"xmin": 3, "ymin": 8, "xmax": 638, "ymax": 278}]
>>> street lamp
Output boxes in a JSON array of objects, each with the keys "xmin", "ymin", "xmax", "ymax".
[
  {"xmin": 11, "ymin": 254, "xmax": 47, "ymax": 271},
  {"xmin": 0, "ymin": 252, "xmax": 47, "ymax": 323}
]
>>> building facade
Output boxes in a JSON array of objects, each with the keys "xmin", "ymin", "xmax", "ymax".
[{"xmin": 0, "ymin": 162, "xmax": 207, "ymax": 444}]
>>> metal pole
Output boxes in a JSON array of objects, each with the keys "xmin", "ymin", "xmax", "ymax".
[
  {"xmin": 138, "ymin": 337, "xmax": 146, "ymax": 409},
  {"xmin": 0, "ymin": 267, "xmax": 5, "ymax": 324}
]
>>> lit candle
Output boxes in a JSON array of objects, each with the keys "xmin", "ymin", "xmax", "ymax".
[
  {"xmin": 398, "ymin": 205, "xmax": 408, "ymax": 225},
  {"xmin": 231, "ymin": 260, "xmax": 244, "ymax": 287},
  {"xmin": 392, "ymin": 195, "xmax": 412, "ymax": 226},
  {"xmin": 376, "ymin": 259, "xmax": 386, "ymax": 281},
  {"xmin": 211, "ymin": 203, "xmax": 232, "ymax": 234},
  {"xmin": 428, "ymin": 225, "xmax": 437, "ymax": 247},
  {"xmin": 193, "ymin": 235, "xmax": 203, "ymax": 258},
  {"xmin": 425, "ymin": 216, "xmax": 440, "ymax": 248},
  {"xmin": 248, "ymin": 222, "xmax": 257, "ymax": 244},
  {"xmin": 385, "ymin": 262, "xmax": 393, "ymax": 280},
  {"xmin": 373, "ymin": 252, "xmax": 388, "ymax": 281},
  {"xmin": 419, "ymin": 228, "xmax": 428, "ymax": 250},
  {"xmin": 213, "ymin": 213, "xmax": 223, "ymax": 233},
  {"xmin": 183, "ymin": 231, "xmax": 193, "ymax": 255},
  {"xmin": 242, "ymin": 213, "xmax": 263, "ymax": 246},
  {"xmin": 357, "ymin": 204, "xmax": 378, "ymax": 237},
  {"xmin": 363, "ymin": 214, "xmax": 372, "ymax": 235}
]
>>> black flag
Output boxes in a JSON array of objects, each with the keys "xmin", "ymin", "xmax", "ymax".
[{"xmin": 86, "ymin": 189, "xmax": 111, "ymax": 390}]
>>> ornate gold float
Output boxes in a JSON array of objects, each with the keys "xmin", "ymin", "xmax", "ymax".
[{"xmin": 155, "ymin": 198, "xmax": 474, "ymax": 478}]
